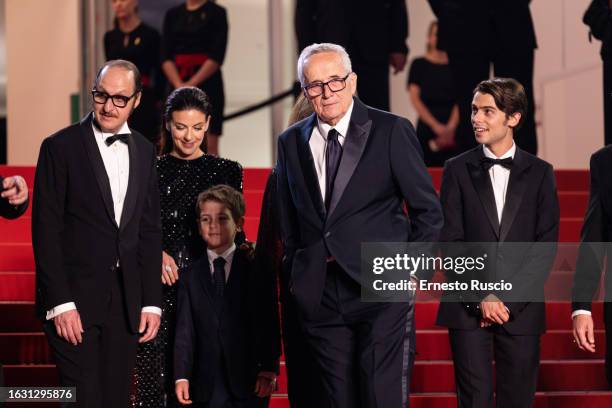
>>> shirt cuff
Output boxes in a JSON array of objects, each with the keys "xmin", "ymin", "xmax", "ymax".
[
  {"xmin": 571, "ymin": 309, "xmax": 592, "ymax": 319},
  {"xmin": 175, "ymin": 379, "xmax": 188, "ymax": 384},
  {"xmin": 46, "ymin": 302, "xmax": 77, "ymax": 320},
  {"xmin": 141, "ymin": 306, "xmax": 162, "ymax": 316}
]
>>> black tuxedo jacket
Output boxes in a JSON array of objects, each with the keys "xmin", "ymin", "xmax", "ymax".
[
  {"xmin": 295, "ymin": 0, "xmax": 408, "ymax": 65},
  {"xmin": 427, "ymin": 0, "xmax": 537, "ymax": 54},
  {"xmin": 276, "ymin": 98, "xmax": 443, "ymax": 318},
  {"xmin": 436, "ymin": 146, "xmax": 560, "ymax": 335},
  {"xmin": 572, "ymin": 146, "xmax": 612, "ymax": 317},
  {"xmin": 174, "ymin": 250, "xmax": 281, "ymax": 403},
  {"xmin": 32, "ymin": 113, "xmax": 162, "ymax": 332}
]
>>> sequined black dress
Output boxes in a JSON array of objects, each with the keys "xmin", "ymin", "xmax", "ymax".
[{"xmin": 132, "ymin": 154, "xmax": 243, "ymax": 407}]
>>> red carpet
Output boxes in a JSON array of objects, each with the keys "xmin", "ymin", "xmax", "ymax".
[{"xmin": 1, "ymin": 165, "xmax": 610, "ymax": 407}]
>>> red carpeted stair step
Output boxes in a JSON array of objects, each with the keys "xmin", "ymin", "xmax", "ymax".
[
  {"xmin": 0, "ymin": 332, "xmax": 50, "ymax": 364},
  {"xmin": 0, "ymin": 244, "xmax": 34, "ymax": 271},
  {"xmin": 0, "ymin": 302, "xmax": 603, "ymax": 334},
  {"xmin": 0, "ymin": 328, "xmax": 603, "ymax": 367},
  {"xmin": 0, "ymin": 303, "xmax": 41, "ymax": 332},
  {"xmin": 0, "ymin": 272, "xmax": 35, "ymax": 302}
]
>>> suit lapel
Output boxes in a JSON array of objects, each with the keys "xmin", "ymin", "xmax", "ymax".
[
  {"xmin": 297, "ymin": 114, "xmax": 326, "ymax": 219},
  {"xmin": 119, "ymin": 135, "xmax": 140, "ymax": 231},
  {"xmin": 499, "ymin": 148, "xmax": 531, "ymax": 242},
  {"xmin": 79, "ymin": 113, "xmax": 118, "ymax": 228},
  {"xmin": 327, "ymin": 99, "xmax": 372, "ymax": 219},
  {"xmin": 466, "ymin": 148, "xmax": 500, "ymax": 239}
]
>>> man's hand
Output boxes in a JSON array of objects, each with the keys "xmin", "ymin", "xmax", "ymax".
[
  {"xmin": 479, "ymin": 294, "xmax": 510, "ymax": 325},
  {"xmin": 138, "ymin": 312, "xmax": 160, "ymax": 343},
  {"xmin": 254, "ymin": 371, "xmax": 277, "ymax": 397},
  {"xmin": 54, "ymin": 309, "xmax": 84, "ymax": 346},
  {"xmin": 389, "ymin": 52, "xmax": 407, "ymax": 74},
  {"xmin": 573, "ymin": 314, "xmax": 596, "ymax": 353},
  {"xmin": 175, "ymin": 381, "xmax": 192, "ymax": 405},
  {"xmin": 1, "ymin": 175, "xmax": 28, "ymax": 205},
  {"xmin": 161, "ymin": 251, "xmax": 179, "ymax": 285}
]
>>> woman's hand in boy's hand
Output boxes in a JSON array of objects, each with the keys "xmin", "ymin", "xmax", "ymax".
[
  {"xmin": 162, "ymin": 251, "xmax": 179, "ymax": 285},
  {"xmin": 254, "ymin": 371, "xmax": 277, "ymax": 397},
  {"xmin": 175, "ymin": 380, "xmax": 192, "ymax": 405}
]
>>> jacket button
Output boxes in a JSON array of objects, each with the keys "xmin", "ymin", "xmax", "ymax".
[{"xmin": 325, "ymin": 232, "xmax": 331, "ymax": 238}]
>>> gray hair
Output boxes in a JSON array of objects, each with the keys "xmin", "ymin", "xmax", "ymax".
[{"xmin": 297, "ymin": 43, "xmax": 352, "ymax": 86}]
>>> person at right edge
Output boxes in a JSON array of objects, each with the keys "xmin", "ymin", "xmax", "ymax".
[
  {"xmin": 436, "ymin": 78, "xmax": 559, "ymax": 407},
  {"xmin": 571, "ymin": 143, "xmax": 612, "ymax": 386},
  {"xmin": 427, "ymin": 0, "xmax": 539, "ymax": 155},
  {"xmin": 295, "ymin": 0, "xmax": 409, "ymax": 112},
  {"xmin": 583, "ymin": 0, "xmax": 612, "ymax": 146}
]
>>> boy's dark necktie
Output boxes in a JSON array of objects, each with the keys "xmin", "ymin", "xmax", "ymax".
[
  {"xmin": 212, "ymin": 257, "xmax": 226, "ymax": 298},
  {"xmin": 325, "ymin": 128, "xmax": 343, "ymax": 210}
]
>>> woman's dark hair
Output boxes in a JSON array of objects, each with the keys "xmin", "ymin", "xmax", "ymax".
[
  {"xmin": 159, "ymin": 87, "xmax": 213, "ymax": 154},
  {"xmin": 474, "ymin": 77, "xmax": 528, "ymax": 130}
]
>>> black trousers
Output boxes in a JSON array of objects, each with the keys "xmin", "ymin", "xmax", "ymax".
[
  {"xmin": 448, "ymin": 327, "xmax": 540, "ymax": 408},
  {"xmin": 280, "ymin": 293, "xmax": 331, "ymax": 408},
  {"xmin": 300, "ymin": 262, "xmax": 414, "ymax": 408},
  {"xmin": 448, "ymin": 49, "xmax": 537, "ymax": 155},
  {"xmin": 353, "ymin": 63, "xmax": 390, "ymax": 112},
  {"xmin": 604, "ymin": 58, "xmax": 612, "ymax": 146},
  {"xmin": 43, "ymin": 269, "xmax": 139, "ymax": 408}
]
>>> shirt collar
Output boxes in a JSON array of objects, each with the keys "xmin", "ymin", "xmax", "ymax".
[
  {"xmin": 483, "ymin": 141, "xmax": 516, "ymax": 160},
  {"xmin": 316, "ymin": 100, "xmax": 354, "ymax": 140},
  {"xmin": 207, "ymin": 242, "xmax": 236, "ymax": 266},
  {"xmin": 91, "ymin": 112, "xmax": 131, "ymax": 141}
]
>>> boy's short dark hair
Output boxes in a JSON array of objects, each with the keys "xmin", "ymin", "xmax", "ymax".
[
  {"xmin": 474, "ymin": 77, "xmax": 528, "ymax": 130},
  {"xmin": 195, "ymin": 185, "xmax": 245, "ymax": 222}
]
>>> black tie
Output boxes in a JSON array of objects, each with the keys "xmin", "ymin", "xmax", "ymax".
[
  {"xmin": 325, "ymin": 128, "xmax": 343, "ymax": 210},
  {"xmin": 481, "ymin": 157, "xmax": 513, "ymax": 170},
  {"xmin": 105, "ymin": 133, "xmax": 130, "ymax": 146},
  {"xmin": 212, "ymin": 257, "xmax": 226, "ymax": 298}
]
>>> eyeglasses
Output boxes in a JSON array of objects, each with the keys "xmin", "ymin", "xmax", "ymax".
[
  {"xmin": 91, "ymin": 89, "xmax": 139, "ymax": 108},
  {"xmin": 303, "ymin": 73, "xmax": 351, "ymax": 98}
]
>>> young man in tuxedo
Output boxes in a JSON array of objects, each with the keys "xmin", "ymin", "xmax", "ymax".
[
  {"xmin": 436, "ymin": 78, "xmax": 560, "ymax": 407},
  {"xmin": 32, "ymin": 60, "xmax": 162, "ymax": 407},
  {"xmin": 276, "ymin": 43, "xmax": 442, "ymax": 407},
  {"xmin": 571, "ymin": 143, "xmax": 612, "ymax": 386},
  {"xmin": 174, "ymin": 185, "xmax": 279, "ymax": 407}
]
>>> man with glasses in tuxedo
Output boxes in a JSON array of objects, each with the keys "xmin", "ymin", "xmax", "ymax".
[
  {"xmin": 32, "ymin": 59, "xmax": 162, "ymax": 407},
  {"xmin": 276, "ymin": 43, "xmax": 442, "ymax": 407}
]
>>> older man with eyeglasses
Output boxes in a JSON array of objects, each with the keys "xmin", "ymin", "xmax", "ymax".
[
  {"xmin": 32, "ymin": 59, "xmax": 162, "ymax": 408},
  {"xmin": 276, "ymin": 43, "xmax": 442, "ymax": 407}
]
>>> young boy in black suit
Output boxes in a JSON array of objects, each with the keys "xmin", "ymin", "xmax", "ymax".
[
  {"xmin": 436, "ymin": 78, "xmax": 560, "ymax": 407},
  {"xmin": 174, "ymin": 185, "xmax": 280, "ymax": 407}
]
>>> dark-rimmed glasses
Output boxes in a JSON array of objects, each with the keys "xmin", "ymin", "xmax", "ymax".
[
  {"xmin": 91, "ymin": 89, "xmax": 140, "ymax": 108},
  {"xmin": 303, "ymin": 73, "xmax": 351, "ymax": 98}
]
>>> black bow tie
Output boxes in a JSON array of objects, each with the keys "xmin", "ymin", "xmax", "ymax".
[
  {"xmin": 480, "ymin": 157, "xmax": 513, "ymax": 170},
  {"xmin": 105, "ymin": 133, "xmax": 130, "ymax": 146}
]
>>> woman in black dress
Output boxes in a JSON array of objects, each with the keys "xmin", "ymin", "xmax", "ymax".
[
  {"xmin": 131, "ymin": 87, "xmax": 242, "ymax": 407},
  {"xmin": 104, "ymin": 0, "xmax": 161, "ymax": 145},
  {"xmin": 161, "ymin": 0, "xmax": 228, "ymax": 156},
  {"xmin": 407, "ymin": 21, "xmax": 459, "ymax": 167}
]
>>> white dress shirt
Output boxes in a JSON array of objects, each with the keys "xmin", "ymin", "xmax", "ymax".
[
  {"xmin": 483, "ymin": 142, "xmax": 516, "ymax": 224},
  {"xmin": 175, "ymin": 243, "xmax": 237, "ymax": 384},
  {"xmin": 309, "ymin": 101, "xmax": 354, "ymax": 201},
  {"xmin": 46, "ymin": 115, "xmax": 161, "ymax": 320},
  {"xmin": 206, "ymin": 243, "xmax": 236, "ymax": 283}
]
